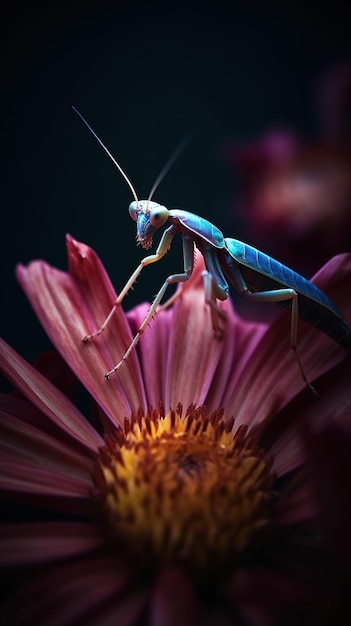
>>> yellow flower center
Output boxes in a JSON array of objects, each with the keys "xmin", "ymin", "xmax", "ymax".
[{"xmin": 93, "ymin": 404, "xmax": 275, "ymax": 576}]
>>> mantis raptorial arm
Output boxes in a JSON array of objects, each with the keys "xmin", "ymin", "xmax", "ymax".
[
  {"xmin": 83, "ymin": 227, "xmax": 176, "ymax": 342},
  {"xmin": 104, "ymin": 236, "xmax": 195, "ymax": 379}
]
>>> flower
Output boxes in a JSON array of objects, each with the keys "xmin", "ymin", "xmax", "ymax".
[
  {"xmin": 227, "ymin": 131, "xmax": 351, "ymax": 280},
  {"xmin": 226, "ymin": 63, "xmax": 351, "ymax": 277},
  {"xmin": 1, "ymin": 235, "xmax": 351, "ymax": 624}
]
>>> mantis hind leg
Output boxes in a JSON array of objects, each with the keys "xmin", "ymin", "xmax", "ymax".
[
  {"xmin": 230, "ymin": 265, "xmax": 318, "ymax": 397},
  {"xmin": 158, "ymin": 247, "xmax": 228, "ymax": 337},
  {"xmin": 201, "ymin": 270, "xmax": 227, "ymax": 337},
  {"xmin": 201, "ymin": 246, "xmax": 229, "ymax": 337}
]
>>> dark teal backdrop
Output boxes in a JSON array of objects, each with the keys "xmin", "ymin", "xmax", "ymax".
[{"xmin": 1, "ymin": 1, "xmax": 350, "ymax": 383}]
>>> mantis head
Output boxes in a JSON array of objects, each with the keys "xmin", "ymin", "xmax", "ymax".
[
  {"xmin": 72, "ymin": 107, "xmax": 185, "ymax": 251},
  {"xmin": 129, "ymin": 200, "xmax": 169, "ymax": 250}
]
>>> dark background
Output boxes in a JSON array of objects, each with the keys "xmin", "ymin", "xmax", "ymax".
[{"xmin": 1, "ymin": 1, "xmax": 350, "ymax": 380}]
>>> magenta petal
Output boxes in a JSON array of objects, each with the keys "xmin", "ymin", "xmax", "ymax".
[
  {"xmin": 16, "ymin": 235, "xmax": 147, "ymax": 425},
  {"xmin": 0, "ymin": 339, "xmax": 103, "ymax": 452},
  {"xmin": 1, "ymin": 459, "xmax": 91, "ymax": 514},
  {"xmin": 0, "ymin": 393, "xmax": 87, "ymax": 452},
  {"xmin": 3, "ymin": 554, "xmax": 146, "ymax": 626},
  {"xmin": 207, "ymin": 305, "xmax": 267, "ymax": 412},
  {"xmin": 0, "ymin": 409, "xmax": 92, "ymax": 482},
  {"xmin": 127, "ymin": 303, "xmax": 173, "ymax": 407},
  {"xmin": 126, "ymin": 250, "xmax": 271, "ymax": 414},
  {"xmin": 33, "ymin": 350, "xmax": 79, "ymax": 403},
  {"xmin": 275, "ymin": 472, "xmax": 319, "ymax": 525},
  {"xmin": 267, "ymin": 417, "xmax": 305, "ymax": 476},
  {"xmin": 300, "ymin": 413, "xmax": 351, "ymax": 568},
  {"xmin": 226, "ymin": 253, "xmax": 351, "ymax": 429},
  {"xmin": 165, "ymin": 289, "xmax": 226, "ymax": 409},
  {"xmin": 151, "ymin": 566, "xmax": 205, "ymax": 626},
  {"xmin": 128, "ymin": 252, "xmax": 266, "ymax": 412},
  {"xmin": 263, "ymin": 353, "xmax": 351, "ymax": 476},
  {"xmin": 223, "ymin": 567, "xmax": 310, "ymax": 625},
  {"xmin": 159, "ymin": 253, "xmax": 249, "ymax": 412},
  {"xmin": 0, "ymin": 522, "xmax": 104, "ymax": 567}
]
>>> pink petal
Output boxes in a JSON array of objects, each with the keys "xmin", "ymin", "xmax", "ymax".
[
  {"xmin": 223, "ymin": 566, "xmax": 311, "ymax": 626},
  {"xmin": 128, "ymin": 251, "xmax": 266, "ymax": 412},
  {"xmin": 299, "ymin": 392, "xmax": 351, "ymax": 567},
  {"xmin": 0, "ymin": 338, "xmax": 103, "ymax": 452},
  {"xmin": 205, "ymin": 307, "xmax": 267, "ymax": 412},
  {"xmin": 33, "ymin": 350, "xmax": 79, "ymax": 403},
  {"xmin": 269, "ymin": 425, "xmax": 304, "ymax": 476},
  {"xmin": 275, "ymin": 472, "xmax": 319, "ymax": 525},
  {"xmin": 0, "ymin": 522, "xmax": 105, "ymax": 567},
  {"xmin": 151, "ymin": 566, "xmax": 206, "ymax": 626},
  {"xmin": 127, "ymin": 303, "xmax": 174, "ymax": 408},
  {"xmin": 225, "ymin": 253, "xmax": 351, "ymax": 429},
  {"xmin": 0, "ymin": 393, "xmax": 84, "ymax": 450},
  {"xmin": 297, "ymin": 355, "xmax": 351, "ymax": 432},
  {"xmin": 16, "ymin": 235, "xmax": 147, "ymax": 425},
  {"xmin": 126, "ymin": 251, "xmax": 208, "ymax": 408},
  {"xmin": 0, "ymin": 409, "xmax": 92, "ymax": 482},
  {"xmin": 262, "ymin": 352, "xmax": 351, "ymax": 475},
  {"xmin": 165, "ymin": 281, "xmax": 229, "ymax": 410},
  {"xmin": 3, "ymin": 554, "xmax": 147, "ymax": 626},
  {"xmin": 1, "ymin": 459, "xmax": 91, "ymax": 514},
  {"xmin": 161, "ymin": 253, "xmax": 265, "ymax": 412}
]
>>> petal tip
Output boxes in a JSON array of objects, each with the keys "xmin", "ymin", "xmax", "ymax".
[{"xmin": 66, "ymin": 235, "xmax": 98, "ymax": 280}]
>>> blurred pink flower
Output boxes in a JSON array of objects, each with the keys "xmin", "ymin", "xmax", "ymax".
[
  {"xmin": 1, "ymin": 235, "xmax": 351, "ymax": 624},
  {"xmin": 229, "ymin": 134, "xmax": 351, "ymax": 275},
  {"xmin": 227, "ymin": 63, "xmax": 351, "ymax": 276}
]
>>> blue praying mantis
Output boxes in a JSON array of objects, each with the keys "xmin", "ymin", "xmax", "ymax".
[{"xmin": 73, "ymin": 108, "xmax": 351, "ymax": 393}]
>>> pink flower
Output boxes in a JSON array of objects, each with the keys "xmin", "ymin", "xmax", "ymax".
[
  {"xmin": 226, "ymin": 63, "xmax": 351, "ymax": 278},
  {"xmin": 228, "ymin": 132, "xmax": 351, "ymax": 277},
  {"xmin": 1, "ymin": 235, "xmax": 351, "ymax": 625}
]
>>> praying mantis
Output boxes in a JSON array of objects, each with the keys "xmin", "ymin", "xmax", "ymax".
[{"xmin": 73, "ymin": 108, "xmax": 351, "ymax": 393}]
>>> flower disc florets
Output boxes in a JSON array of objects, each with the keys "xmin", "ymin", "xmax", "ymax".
[{"xmin": 94, "ymin": 404, "xmax": 275, "ymax": 576}]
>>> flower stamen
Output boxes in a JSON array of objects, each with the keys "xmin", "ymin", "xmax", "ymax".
[{"xmin": 93, "ymin": 404, "xmax": 275, "ymax": 576}]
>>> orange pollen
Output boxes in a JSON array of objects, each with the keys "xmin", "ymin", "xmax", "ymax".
[{"xmin": 93, "ymin": 404, "xmax": 275, "ymax": 574}]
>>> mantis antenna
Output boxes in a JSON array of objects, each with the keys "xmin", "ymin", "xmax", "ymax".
[
  {"xmin": 147, "ymin": 135, "xmax": 192, "ymax": 203},
  {"xmin": 72, "ymin": 106, "xmax": 139, "ymax": 204}
]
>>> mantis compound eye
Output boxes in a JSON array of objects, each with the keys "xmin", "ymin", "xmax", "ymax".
[
  {"xmin": 149, "ymin": 205, "xmax": 169, "ymax": 228},
  {"xmin": 129, "ymin": 201, "xmax": 138, "ymax": 222}
]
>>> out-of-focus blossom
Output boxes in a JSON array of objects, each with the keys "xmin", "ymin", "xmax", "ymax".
[
  {"xmin": 0, "ymin": 235, "xmax": 351, "ymax": 625},
  {"xmin": 227, "ymin": 63, "xmax": 351, "ymax": 276},
  {"xmin": 319, "ymin": 61, "xmax": 351, "ymax": 141}
]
